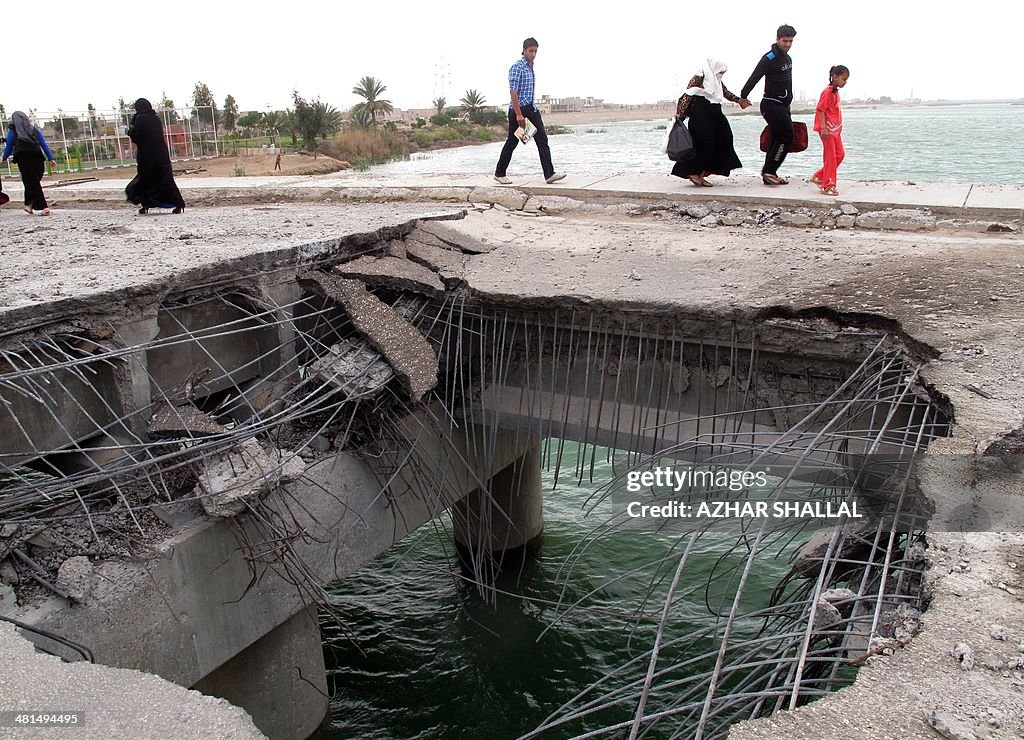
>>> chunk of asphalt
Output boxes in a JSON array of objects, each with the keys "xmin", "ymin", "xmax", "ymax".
[
  {"xmin": 298, "ymin": 271, "xmax": 438, "ymax": 403},
  {"xmin": 147, "ymin": 402, "xmax": 227, "ymax": 439},
  {"xmin": 332, "ymin": 255, "xmax": 445, "ymax": 296},
  {"xmin": 405, "ymin": 239, "xmax": 465, "ymax": 282},
  {"xmin": 413, "ymin": 220, "xmax": 496, "ymax": 254}
]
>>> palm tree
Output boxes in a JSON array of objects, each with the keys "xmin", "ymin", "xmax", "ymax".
[
  {"xmin": 460, "ymin": 89, "xmax": 487, "ymax": 115},
  {"xmin": 351, "ymin": 76, "xmax": 393, "ymax": 126},
  {"xmin": 263, "ymin": 110, "xmax": 285, "ymax": 138},
  {"xmin": 432, "ymin": 97, "xmax": 446, "ymax": 116},
  {"xmin": 350, "ymin": 108, "xmax": 374, "ymax": 129},
  {"xmin": 314, "ymin": 102, "xmax": 343, "ymax": 136}
]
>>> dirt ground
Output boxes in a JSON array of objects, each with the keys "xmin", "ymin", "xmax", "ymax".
[{"xmin": 36, "ymin": 153, "xmax": 351, "ymax": 185}]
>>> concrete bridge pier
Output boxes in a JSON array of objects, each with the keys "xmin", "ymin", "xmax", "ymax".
[
  {"xmin": 453, "ymin": 435, "xmax": 545, "ymax": 578},
  {"xmin": 193, "ymin": 606, "xmax": 329, "ymax": 740}
]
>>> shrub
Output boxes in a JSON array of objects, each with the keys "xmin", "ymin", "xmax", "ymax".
[
  {"xmin": 412, "ymin": 117, "xmax": 427, "ymax": 129},
  {"xmin": 411, "ymin": 130, "xmax": 432, "ymax": 148},
  {"xmin": 470, "ymin": 110, "xmax": 507, "ymax": 126},
  {"xmin": 233, "ymin": 165, "xmax": 246, "ymax": 177},
  {"xmin": 430, "ymin": 113, "xmax": 453, "ymax": 127},
  {"xmin": 472, "ymin": 128, "xmax": 494, "ymax": 142},
  {"xmin": 320, "ymin": 126, "xmax": 409, "ymax": 163}
]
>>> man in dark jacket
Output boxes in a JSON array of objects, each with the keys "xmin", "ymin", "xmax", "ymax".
[{"xmin": 742, "ymin": 24, "xmax": 797, "ymax": 185}]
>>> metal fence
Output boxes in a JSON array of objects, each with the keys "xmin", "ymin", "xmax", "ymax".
[{"xmin": 1, "ymin": 106, "xmax": 220, "ymax": 177}]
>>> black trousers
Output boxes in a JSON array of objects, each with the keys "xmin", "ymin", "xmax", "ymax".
[
  {"xmin": 16, "ymin": 152, "xmax": 47, "ymax": 210},
  {"xmin": 494, "ymin": 104, "xmax": 554, "ymax": 179},
  {"xmin": 760, "ymin": 99, "xmax": 793, "ymax": 175}
]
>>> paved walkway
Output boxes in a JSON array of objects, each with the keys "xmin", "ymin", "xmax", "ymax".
[{"xmin": 19, "ymin": 170, "xmax": 1024, "ymax": 219}]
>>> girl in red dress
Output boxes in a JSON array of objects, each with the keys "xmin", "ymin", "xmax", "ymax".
[{"xmin": 811, "ymin": 65, "xmax": 849, "ymax": 196}]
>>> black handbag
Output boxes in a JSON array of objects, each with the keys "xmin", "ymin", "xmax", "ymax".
[{"xmin": 666, "ymin": 118, "xmax": 695, "ymax": 162}]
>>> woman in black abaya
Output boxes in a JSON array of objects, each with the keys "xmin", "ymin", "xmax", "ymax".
[
  {"xmin": 126, "ymin": 98, "xmax": 186, "ymax": 213},
  {"xmin": 671, "ymin": 59, "xmax": 749, "ymax": 187}
]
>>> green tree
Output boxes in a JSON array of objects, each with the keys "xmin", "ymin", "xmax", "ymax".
[
  {"xmin": 459, "ymin": 89, "xmax": 487, "ymax": 115},
  {"xmin": 282, "ymin": 109, "xmax": 299, "ymax": 146},
  {"xmin": 432, "ymin": 96, "xmax": 446, "ymax": 116},
  {"xmin": 159, "ymin": 92, "xmax": 180, "ymax": 123},
  {"xmin": 351, "ymin": 76, "xmax": 393, "ymax": 126},
  {"xmin": 237, "ymin": 111, "xmax": 264, "ymax": 130},
  {"xmin": 292, "ymin": 91, "xmax": 324, "ymax": 149},
  {"xmin": 192, "ymin": 82, "xmax": 216, "ymax": 126},
  {"xmin": 315, "ymin": 101, "xmax": 343, "ymax": 136},
  {"xmin": 117, "ymin": 97, "xmax": 131, "ymax": 128},
  {"xmin": 222, "ymin": 94, "xmax": 239, "ymax": 131},
  {"xmin": 49, "ymin": 115, "xmax": 80, "ymax": 136}
]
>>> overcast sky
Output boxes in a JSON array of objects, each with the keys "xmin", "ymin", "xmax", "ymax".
[{"xmin": 6, "ymin": 1, "xmax": 1020, "ymax": 116}]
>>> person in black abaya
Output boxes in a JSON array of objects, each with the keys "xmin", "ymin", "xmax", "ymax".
[
  {"xmin": 671, "ymin": 59, "xmax": 749, "ymax": 187},
  {"xmin": 126, "ymin": 98, "xmax": 186, "ymax": 214},
  {"xmin": 2, "ymin": 111, "xmax": 57, "ymax": 214}
]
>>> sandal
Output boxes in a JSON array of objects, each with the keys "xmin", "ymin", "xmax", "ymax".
[
  {"xmin": 23, "ymin": 205, "xmax": 33, "ymax": 214},
  {"xmin": 688, "ymin": 174, "xmax": 706, "ymax": 187},
  {"xmin": 138, "ymin": 207, "xmax": 149, "ymax": 215},
  {"xmin": 40, "ymin": 208, "xmax": 51, "ymax": 216},
  {"xmin": 762, "ymin": 173, "xmax": 789, "ymax": 186},
  {"xmin": 809, "ymin": 175, "xmax": 822, "ymax": 186},
  {"xmin": 820, "ymin": 186, "xmax": 839, "ymax": 196}
]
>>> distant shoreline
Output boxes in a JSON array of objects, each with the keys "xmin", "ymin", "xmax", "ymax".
[{"xmin": 542, "ymin": 99, "xmax": 1023, "ymax": 126}]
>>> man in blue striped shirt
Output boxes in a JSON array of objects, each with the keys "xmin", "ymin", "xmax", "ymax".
[{"xmin": 494, "ymin": 37, "xmax": 566, "ymax": 185}]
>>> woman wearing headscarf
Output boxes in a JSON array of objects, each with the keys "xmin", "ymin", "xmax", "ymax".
[
  {"xmin": 2, "ymin": 111, "xmax": 57, "ymax": 215},
  {"xmin": 125, "ymin": 98, "xmax": 185, "ymax": 214},
  {"xmin": 671, "ymin": 60, "xmax": 750, "ymax": 187}
]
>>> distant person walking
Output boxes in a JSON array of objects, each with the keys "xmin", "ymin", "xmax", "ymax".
[
  {"xmin": 741, "ymin": 24, "xmax": 797, "ymax": 186},
  {"xmin": 811, "ymin": 65, "xmax": 850, "ymax": 196},
  {"xmin": 2, "ymin": 111, "xmax": 57, "ymax": 215},
  {"xmin": 670, "ymin": 59, "xmax": 751, "ymax": 187},
  {"xmin": 494, "ymin": 37, "xmax": 566, "ymax": 185},
  {"xmin": 125, "ymin": 98, "xmax": 186, "ymax": 214}
]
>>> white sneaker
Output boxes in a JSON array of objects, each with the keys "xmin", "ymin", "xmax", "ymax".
[
  {"xmin": 494, "ymin": 175, "xmax": 512, "ymax": 185},
  {"xmin": 545, "ymin": 172, "xmax": 566, "ymax": 184}
]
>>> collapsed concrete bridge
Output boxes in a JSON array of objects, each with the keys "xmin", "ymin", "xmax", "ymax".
[{"xmin": 0, "ymin": 193, "xmax": 1022, "ymax": 739}]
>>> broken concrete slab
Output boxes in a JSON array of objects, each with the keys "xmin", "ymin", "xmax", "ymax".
[
  {"xmin": 0, "ymin": 582, "xmax": 17, "ymax": 615},
  {"xmin": 194, "ymin": 438, "xmax": 306, "ymax": 517},
  {"xmin": 148, "ymin": 403, "xmax": 227, "ymax": 439},
  {"xmin": 297, "ymin": 272, "xmax": 438, "ymax": 403},
  {"xmin": 414, "ymin": 220, "xmax": 496, "ymax": 254},
  {"xmin": 308, "ymin": 338, "xmax": 394, "ymax": 398},
  {"xmin": 467, "ymin": 186, "xmax": 528, "ymax": 211},
  {"xmin": 421, "ymin": 187, "xmax": 473, "ymax": 202},
  {"xmin": 332, "ymin": 255, "xmax": 445, "ymax": 296},
  {"xmin": 779, "ymin": 212, "xmax": 815, "ymax": 226},
  {"xmin": 56, "ymin": 555, "xmax": 96, "ymax": 603},
  {"xmin": 523, "ymin": 195, "xmax": 587, "ymax": 214},
  {"xmin": 856, "ymin": 208, "xmax": 936, "ymax": 231}
]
